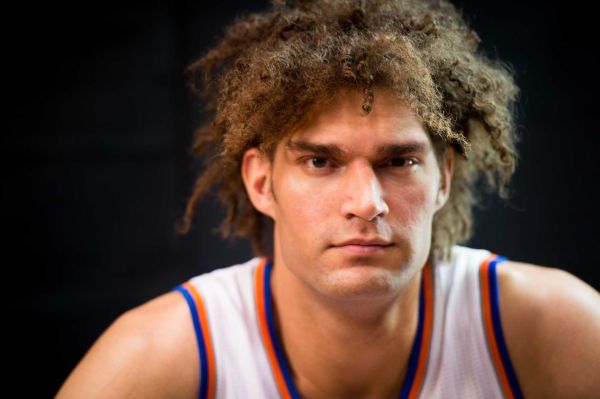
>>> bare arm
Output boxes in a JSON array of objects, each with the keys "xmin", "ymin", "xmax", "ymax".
[
  {"xmin": 499, "ymin": 262, "xmax": 600, "ymax": 399},
  {"xmin": 56, "ymin": 291, "xmax": 199, "ymax": 399}
]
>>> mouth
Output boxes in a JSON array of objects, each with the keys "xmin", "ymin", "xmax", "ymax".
[{"xmin": 331, "ymin": 238, "xmax": 394, "ymax": 256}]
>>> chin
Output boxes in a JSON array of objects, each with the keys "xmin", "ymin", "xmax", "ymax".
[{"xmin": 316, "ymin": 265, "xmax": 409, "ymax": 300}]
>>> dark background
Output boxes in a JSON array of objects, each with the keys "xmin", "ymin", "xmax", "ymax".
[{"xmin": 3, "ymin": 0, "xmax": 598, "ymax": 396}]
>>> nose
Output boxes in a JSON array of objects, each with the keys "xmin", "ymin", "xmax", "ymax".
[{"xmin": 340, "ymin": 160, "xmax": 389, "ymax": 221}]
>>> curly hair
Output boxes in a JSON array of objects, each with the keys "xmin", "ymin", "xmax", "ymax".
[{"xmin": 176, "ymin": 0, "xmax": 519, "ymax": 260}]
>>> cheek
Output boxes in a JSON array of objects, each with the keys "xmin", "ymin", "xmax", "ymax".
[
  {"xmin": 384, "ymin": 179, "xmax": 439, "ymax": 227},
  {"xmin": 273, "ymin": 170, "xmax": 337, "ymax": 236}
]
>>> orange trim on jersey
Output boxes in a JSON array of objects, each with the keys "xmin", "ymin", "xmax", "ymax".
[
  {"xmin": 407, "ymin": 262, "xmax": 434, "ymax": 399},
  {"xmin": 479, "ymin": 255, "xmax": 515, "ymax": 399},
  {"xmin": 254, "ymin": 258, "xmax": 292, "ymax": 399},
  {"xmin": 183, "ymin": 282, "xmax": 217, "ymax": 399}
]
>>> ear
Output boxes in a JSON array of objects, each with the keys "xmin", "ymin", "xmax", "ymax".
[
  {"xmin": 241, "ymin": 148, "xmax": 276, "ymax": 219},
  {"xmin": 434, "ymin": 146, "xmax": 455, "ymax": 212}
]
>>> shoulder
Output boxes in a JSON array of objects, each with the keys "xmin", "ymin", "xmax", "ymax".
[
  {"xmin": 497, "ymin": 261, "xmax": 600, "ymax": 399},
  {"xmin": 56, "ymin": 290, "xmax": 199, "ymax": 399}
]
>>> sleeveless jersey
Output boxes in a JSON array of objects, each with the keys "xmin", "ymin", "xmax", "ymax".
[{"xmin": 173, "ymin": 245, "xmax": 524, "ymax": 399}]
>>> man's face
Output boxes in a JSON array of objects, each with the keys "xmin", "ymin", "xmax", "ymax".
[{"xmin": 244, "ymin": 88, "xmax": 453, "ymax": 300}]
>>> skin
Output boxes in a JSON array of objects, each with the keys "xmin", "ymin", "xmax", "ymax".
[{"xmin": 56, "ymin": 89, "xmax": 600, "ymax": 399}]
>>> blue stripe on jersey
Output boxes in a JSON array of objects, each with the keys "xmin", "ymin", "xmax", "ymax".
[
  {"xmin": 263, "ymin": 262, "xmax": 301, "ymax": 399},
  {"xmin": 398, "ymin": 275, "xmax": 425, "ymax": 399},
  {"xmin": 174, "ymin": 285, "xmax": 209, "ymax": 399},
  {"xmin": 488, "ymin": 257, "xmax": 524, "ymax": 399}
]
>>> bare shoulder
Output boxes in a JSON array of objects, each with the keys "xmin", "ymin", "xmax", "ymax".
[
  {"xmin": 498, "ymin": 261, "xmax": 600, "ymax": 399},
  {"xmin": 56, "ymin": 290, "xmax": 198, "ymax": 399}
]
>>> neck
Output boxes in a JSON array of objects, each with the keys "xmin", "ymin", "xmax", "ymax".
[{"xmin": 270, "ymin": 258, "xmax": 424, "ymax": 399}]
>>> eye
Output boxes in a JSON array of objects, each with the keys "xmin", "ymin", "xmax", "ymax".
[
  {"xmin": 384, "ymin": 157, "xmax": 418, "ymax": 168},
  {"xmin": 306, "ymin": 157, "xmax": 331, "ymax": 169},
  {"xmin": 300, "ymin": 156, "xmax": 339, "ymax": 175}
]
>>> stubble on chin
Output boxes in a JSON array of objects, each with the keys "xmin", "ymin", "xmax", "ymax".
[{"xmin": 311, "ymin": 251, "xmax": 420, "ymax": 301}]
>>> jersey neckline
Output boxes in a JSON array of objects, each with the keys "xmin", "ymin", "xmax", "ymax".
[{"xmin": 253, "ymin": 258, "xmax": 434, "ymax": 399}]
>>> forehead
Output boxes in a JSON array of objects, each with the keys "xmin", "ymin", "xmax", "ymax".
[{"xmin": 278, "ymin": 88, "xmax": 432, "ymax": 153}]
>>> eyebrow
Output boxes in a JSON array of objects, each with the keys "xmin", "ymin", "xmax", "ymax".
[
  {"xmin": 376, "ymin": 142, "xmax": 430, "ymax": 159},
  {"xmin": 285, "ymin": 139, "xmax": 430, "ymax": 160},
  {"xmin": 286, "ymin": 140, "xmax": 345, "ymax": 159}
]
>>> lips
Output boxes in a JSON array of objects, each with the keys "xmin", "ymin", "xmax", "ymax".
[
  {"xmin": 332, "ymin": 238, "xmax": 393, "ymax": 256},
  {"xmin": 335, "ymin": 238, "xmax": 393, "ymax": 247}
]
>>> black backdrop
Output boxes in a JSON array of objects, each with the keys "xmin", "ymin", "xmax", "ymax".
[{"xmin": 3, "ymin": 1, "xmax": 599, "ymax": 397}]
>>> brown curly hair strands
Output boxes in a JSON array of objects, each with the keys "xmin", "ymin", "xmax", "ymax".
[{"xmin": 176, "ymin": 0, "xmax": 519, "ymax": 260}]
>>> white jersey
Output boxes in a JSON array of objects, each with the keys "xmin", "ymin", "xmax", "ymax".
[{"xmin": 174, "ymin": 245, "xmax": 524, "ymax": 399}]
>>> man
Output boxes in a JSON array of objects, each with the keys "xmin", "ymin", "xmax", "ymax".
[{"xmin": 57, "ymin": 1, "xmax": 600, "ymax": 398}]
